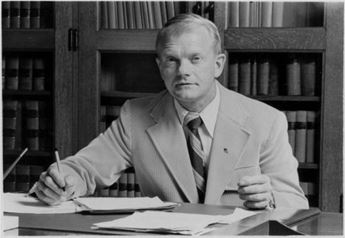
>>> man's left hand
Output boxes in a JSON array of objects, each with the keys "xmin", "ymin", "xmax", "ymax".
[{"xmin": 237, "ymin": 175, "xmax": 274, "ymax": 210}]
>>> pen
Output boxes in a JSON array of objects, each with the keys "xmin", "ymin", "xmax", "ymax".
[
  {"xmin": 3, "ymin": 147, "xmax": 28, "ymax": 180},
  {"xmin": 54, "ymin": 148, "xmax": 65, "ymax": 191}
]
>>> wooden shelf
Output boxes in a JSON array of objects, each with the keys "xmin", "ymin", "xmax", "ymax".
[
  {"xmin": 101, "ymin": 91, "xmax": 156, "ymax": 98},
  {"xmin": 97, "ymin": 30, "xmax": 158, "ymax": 51},
  {"xmin": 299, "ymin": 163, "xmax": 319, "ymax": 169},
  {"xmin": 224, "ymin": 28, "xmax": 325, "ymax": 50},
  {"xmin": 3, "ymin": 150, "xmax": 51, "ymax": 157},
  {"xmin": 2, "ymin": 90, "xmax": 51, "ymax": 98},
  {"xmin": 251, "ymin": 96, "xmax": 320, "ymax": 102},
  {"xmin": 2, "ymin": 29, "xmax": 55, "ymax": 51}
]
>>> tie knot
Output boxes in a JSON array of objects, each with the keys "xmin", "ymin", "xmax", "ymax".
[{"xmin": 187, "ymin": 116, "xmax": 203, "ymax": 130}]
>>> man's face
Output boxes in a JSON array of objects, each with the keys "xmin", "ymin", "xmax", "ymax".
[{"xmin": 156, "ymin": 26, "xmax": 225, "ymax": 110}]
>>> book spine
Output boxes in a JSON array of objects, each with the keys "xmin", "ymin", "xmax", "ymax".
[
  {"xmin": 39, "ymin": 101, "xmax": 51, "ymax": 151},
  {"xmin": 33, "ymin": 57, "xmax": 46, "ymax": 91},
  {"xmin": 107, "ymin": 1, "xmax": 116, "ymax": 29},
  {"xmin": 10, "ymin": 1, "xmax": 20, "ymax": 28},
  {"xmin": 122, "ymin": 1, "xmax": 128, "ymax": 29},
  {"xmin": 306, "ymin": 111, "xmax": 316, "ymax": 163},
  {"xmin": 3, "ymin": 100, "xmax": 18, "ymax": 150},
  {"xmin": 98, "ymin": 187, "xmax": 110, "ymax": 197},
  {"xmin": 4, "ymin": 163, "xmax": 16, "ymax": 192},
  {"xmin": 20, "ymin": 1, "xmax": 30, "ymax": 28},
  {"xmin": 109, "ymin": 181, "xmax": 119, "ymax": 197},
  {"xmin": 295, "ymin": 110, "xmax": 307, "ymax": 163},
  {"xmin": 166, "ymin": 1, "xmax": 175, "ymax": 20},
  {"xmin": 301, "ymin": 58, "xmax": 316, "ymax": 96},
  {"xmin": 286, "ymin": 57, "xmax": 301, "ymax": 95},
  {"xmin": 100, "ymin": 1, "xmax": 108, "ymax": 29},
  {"xmin": 257, "ymin": 58, "xmax": 270, "ymax": 95},
  {"xmin": 261, "ymin": 1, "xmax": 272, "ymax": 27},
  {"xmin": 30, "ymin": 165, "xmax": 44, "ymax": 188},
  {"xmin": 228, "ymin": 58, "xmax": 239, "ymax": 92},
  {"xmin": 238, "ymin": 58, "xmax": 251, "ymax": 95},
  {"xmin": 126, "ymin": 2, "xmax": 135, "ymax": 29},
  {"xmin": 141, "ymin": 2, "xmax": 150, "ymax": 29},
  {"xmin": 117, "ymin": 1, "xmax": 125, "ymax": 29},
  {"xmin": 2, "ymin": 1, "xmax": 11, "ymax": 28},
  {"xmin": 30, "ymin": 1, "xmax": 40, "ymax": 28},
  {"xmin": 106, "ymin": 105, "xmax": 121, "ymax": 127},
  {"xmin": 228, "ymin": 1, "xmax": 239, "ymax": 27},
  {"xmin": 239, "ymin": 2, "xmax": 250, "ymax": 27},
  {"xmin": 15, "ymin": 101, "xmax": 23, "ymax": 150},
  {"xmin": 118, "ymin": 172, "xmax": 128, "ymax": 197},
  {"xmin": 272, "ymin": 2, "xmax": 284, "ymax": 27},
  {"xmin": 286, "ymin": 111, "xmax": 297, "ymax": 155},
  {"xmin": 19, "ymin": 57, "xmax": 33, "ymax": 90},
  {"xmin": 6, "ymin": 56, "xmax": 20, "ymax": 90},
  {"xmin": 134, "ymin": 173, "xmax": 141, "ymax": 197},
  {"xmin": 268, "ymin": 62, "xmax": 279, "ymax": 96},
  {"xmin": 25, "ymin": 100, "xmax": 39, "ymax": 151},
  {"xmin": 127, "ymin": 171, "xmax": 135, "ymax": 197},
  {"xmin": 134, "ymin": 1, "xmax": 143, "ymax": 29},
  {"xmin": 16, "ymin": 164, "xmax": 30, "ymax": 192},
  {"xmin": 153, "ymin": 2, "xmax": 163, "ymax": 29},
  {"xmin": 147, "ymin": 2, "xmax": 155, "ymax": 29},
  {"xmin": 249, "ymin": 2, "xmax": 257, "ymax": 27},
  {"xmin": 100, "ymin": 105, "xmax": 107, "ymax": 132},
  {"xmin": 2, "ymin": 55, "xmax": 6, "ymax": 89},
  {"xmin": 251, "ymin": 58, "xmax": 257, "ymax": 96},
  {"xmin": 160, "ymin": 2, "xmax": 168, "ymax": 25}
]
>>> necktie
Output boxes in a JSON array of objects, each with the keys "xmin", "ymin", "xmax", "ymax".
[{"xmin": 185, "ymin": 115, "xmax": 207, "ymax": 203}]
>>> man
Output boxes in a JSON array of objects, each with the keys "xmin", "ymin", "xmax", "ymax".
[{"xmin": 34, "ymin": 14, "xmax": 308, "ymax": 210}]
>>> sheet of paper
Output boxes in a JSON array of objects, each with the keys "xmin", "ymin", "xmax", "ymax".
[
  {"xmin": 219, "ymin": 208, "xmax": 260, "ymax": 224},
  {"xmin": 3, "ymin": 193, "xmax": 79, "ymax": 214},
  {"xmin": 74, "ymin": 196, "xmax": 177, "ymax": 211},
  {"xmin": 3, "ymin": 215, "xmax": 19, "ymax": 230}
]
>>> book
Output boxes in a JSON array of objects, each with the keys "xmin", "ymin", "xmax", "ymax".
[
  {"xmin": 268, "ymin": 62, "xmax": 279, "ymax": 96},
  {"xmin": 301, "ymin": 58, "xmax": 316, "ymax": 96},
  {"xmin": 4, "ymin": 164, "xmax": 16, "ymax": 192},
  {"xmin": 141, "ymin": 2, "xmax": 150, "ymax": 29},
  {"xmin": 2, "ymin": 55, "xmax": 6, "ymax": 90},
  {"xmin": 122, "ymin": 1, "xmax": 128, "ymax": 29},
  {"xmin": 127, "ymin": 171, "xmax": 135, "ymax": 197},
  {"xmin": 295, "ymin": 111, "xmax": 307, "ymax": 163},
  {"xmin": 19, "ymin": 57, "xmax": 33, "ymax": 90},
  {"xmin": 2, "ymin": 1, "xmax": 11, "ymax": 28},
  {"xmin": 250, "ymin": 58, "xmax": 257, "ymax": 95},
  {"xmin": 286, "ymin": 57, "xmax": 301, "ymax": 95},
  {"xmin": 107, "ymin": 1, "xmax": 116, "ymax": 29},
  {"xmin": 147, "ymin": 2, "xmax": 155, "ymax": 29},
  {"xmin": 30, "ymin": 165, "xmax": 44, "ymax": 188},
  {"xmin": 306, "ymin": 111, "xmax": 316, "ymax": 163},
  {"xmin": 3, "ymin": 100, "xmax": 18, "ymax": 150},
  {"xmin": 20, "ymin": 1, "xmax": 30, "ymax": 28},
  {"xmin": 30, "ymin": 1, "xmax": 40, "ymax": 28},
  {"xmin": 208, "ymin": 2, "xmax": 215, "ymax": 21},
  {"xmin": 100, "ymin": 1, "xmax": 108, "ymax": 29},
  {"xmin": 109, "ymin": 181, "xmax": 119, "ymax": 197},
  {"xmin": 118, "ymin": 172, "xmax": 128, "ymax": 197},
  {"xmin": 228, "ymin": 58, "xmax": 239, "ymax": 92},
  {"xmin": 15, "ymin": 164, "xmax": 30, "ymax": 192},
  {"xmin": 272, "ymin": 2, "xmax": 284, "ymax": 27},
  {"xmin": 166, "ymin": 1, "xmax": 175, "ymax": 20},
  {"xmin": 152, "ymin": 1, "xmax": 163, "ymax": 29},
  {"xmin": 10, "ymin": 1, "xmax": 20, "ymax": 28},
  {"xmin": 98, "ymin": 187, "xmax": 110, "ymax": 197},
  {"xmin": 286, "ymin": 111, "xmax": 297, "ymax": 154},
  {"xmin": 192, "ymin": 2, "xmax": 202, "ymax": 15},
  {"xmin": 126, "ymin": 2, "xmax": 135, "ymax": 29},
  {"xmin": 6, "ymin": 56, "xmax": 20, "ymax": 90},
  {"xmin": 33, "ymin": 57, "xmax": 45, "ymax": 91},
  {"xmin": 249, "ymin": 2, "xmax": 258, "ymax": 27},
  {"xmin": 39, "ymin": 101, "xmax": 51, "ymax": 151},
  {"xmin": 134, "ymin": 173, "xmax": 141, "ymax": 197},
  {"xmin": 261, "ymin": 1, "xmax": 272, "ymax": 27},
  {"xmin": 134, "ymin": 1, "xmax": 143, "ymax": 29},
  {"xmin": 117, "ymin": 1, "xmax": 125, "ymax": 29},
  {"xmin": 238, "ymin": 58, "xmax": 251, "ymax": 95},
  {"xmin": 106, "ymin": 105, "xmax": 121, "ymax": 127},
  {"xmin": 25, "ymin": 100, "xmax": 39, "ymax": 151},
  {"xmin": 239, "ymin": 2, "xmax": 250, "ymax": 27},
  {"xmin": 100, "ymin": 105, "xmax": 107, "ymax": 132},
  {"xmin": 160, "ymin": 2, "xmax": 168, "ymax": 25},
  {"xmin": 257, "ymin": 58, "xmax": 270, "ymax": 95}
]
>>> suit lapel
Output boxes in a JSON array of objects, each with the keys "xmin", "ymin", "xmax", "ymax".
[
  {"xmin": 205, "ymin": 84, "xmax": 251, "ymax": 204},
  {"xmin": 146, "ymin": 93, "xmax": 198, "ymax": 203}
]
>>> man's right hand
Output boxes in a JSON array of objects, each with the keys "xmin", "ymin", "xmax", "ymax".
[{"xmin": 33, "ymin": 163, "xmax": 76, "ymax": 205}]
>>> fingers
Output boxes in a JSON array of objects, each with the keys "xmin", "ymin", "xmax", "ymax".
[
  {"xmin": 47, "ymin": 164, "xmax": 66, "ymax": 189},
  {"xmin": 238, "ymin": 175, "xmax": 269, "ymax": 187},
  {"xmin": 244, "ymin": 200, "xmax": 269, "ymax": 210}
]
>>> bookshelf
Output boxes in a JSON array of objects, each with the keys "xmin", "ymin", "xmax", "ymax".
[
  {"xmin": 3, "ymin": 1, "xmax": 341, "ymax": 212},
  {"xmin": 2, "ymin": 2, "xmax": 75, "ymax": 192}
]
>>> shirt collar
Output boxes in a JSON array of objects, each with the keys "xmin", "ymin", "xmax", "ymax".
[{"xmin": 174, "ymin": 84, "xmax": 220, "ymax": 137}]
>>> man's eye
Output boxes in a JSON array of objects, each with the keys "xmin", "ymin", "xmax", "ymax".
[
  {"xmin": 166, "ymin": 57, "xmax": 176, "ymax": 62},
  {"xmin": 192, "ymin": 56, "xmax": 201, "ymax": 63}
]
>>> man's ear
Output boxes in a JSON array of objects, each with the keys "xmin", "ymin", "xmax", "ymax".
[
  {"xmin": 155, "ymin": 56, "xmax": 161, "ymax": 68},
  {"xmin": 214, "ymin": 53, "xmax": 226, "ymax": 78}
]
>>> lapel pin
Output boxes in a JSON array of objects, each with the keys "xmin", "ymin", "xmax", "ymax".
[{"xmin": 224, "ymin": 148, "xmax": 229, "ymax": 153}]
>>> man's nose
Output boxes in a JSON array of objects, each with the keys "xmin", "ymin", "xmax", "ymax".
[{"xmin": 177, "ymin": 59, "xmax": 191, "ymax": 77}]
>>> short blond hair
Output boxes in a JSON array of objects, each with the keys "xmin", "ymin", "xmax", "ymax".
[{"xmin": 156, "ymin": 13, "xmax": 222, "ymax": 56}]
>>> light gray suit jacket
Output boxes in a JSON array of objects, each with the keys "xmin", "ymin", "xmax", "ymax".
[{"xmin": 61, "ymin": 83, "xmax": 309, "ymax": 208}]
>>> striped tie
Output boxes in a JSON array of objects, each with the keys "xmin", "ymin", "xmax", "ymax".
[{"xmin": 185, "ymin": 115, "xmax": 207, "ymax": 203}]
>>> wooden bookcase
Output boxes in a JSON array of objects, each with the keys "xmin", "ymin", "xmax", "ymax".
[{"xmin": 3, "ymin": 1, "xmax": 342, "ymax": 212}]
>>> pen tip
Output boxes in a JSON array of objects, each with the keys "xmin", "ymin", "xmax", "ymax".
[{"xmin": 54, "ymin": 148, "xmax": 58, "ymax": 152}]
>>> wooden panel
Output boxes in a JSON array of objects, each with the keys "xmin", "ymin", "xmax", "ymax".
[
  {"xmin": 97, "ymin": 30, "xmax": 157, "ymax": 51},
  {"xmin": 320, "ymin": 2, "xmax": 343, "ymax": 212},
  {"xmin": 2, "ymin": 30, "xmax": 54, "ymax": 50},
  {"xmin": 54, "ymin": 3, "xmax": 74, "ymax": 158},
  {"xmin": 224, "ymin": 28, "xmax": 325, "ymax": 50}
]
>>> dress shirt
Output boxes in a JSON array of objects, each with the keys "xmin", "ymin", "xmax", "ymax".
[{"xmin": 174, "ymin": 84, "xmax": 220, "ymax": 169}]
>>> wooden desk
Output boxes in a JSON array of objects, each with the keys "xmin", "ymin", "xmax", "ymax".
[{"xmin": 4, "ymin": 203, "xmax": 343, "ymax": 236}]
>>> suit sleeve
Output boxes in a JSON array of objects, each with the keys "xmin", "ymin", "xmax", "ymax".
[
  {"xmin": 59, "ymin": 101, "xmax": 133, "ymax": 197},
  {"xmin": 260, "ymin": 111, "xmax": 309, "ymax": 209}
]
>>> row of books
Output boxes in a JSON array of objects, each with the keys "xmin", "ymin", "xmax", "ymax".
[
  {"xmin": 228, "ymin": 57, "xmax": 317, "ymax": 96},
  {"xmin": 2, "ymin": 1, "xmax": 52, "ymax": 29},
  {"xmin": 3, "ymin": 56, "xmax": 48, "ymax": 91},
  {"xmin": 226, "ymin": 2, "xmax": 323, "ymax": 28},
  {"xmin": 300, "ymin": 182, "xmax": 316, "ymax": 196},
  {"xmin": 3, "ymin": 163, "xmax": 44, "ymax": 193},
  {"xmin": 94, "ymin": 168, "xmax": 142, "ymax": 197},
  {"xmin": 3, "ymin": 100, "xmax": 52, "ymax": 151},
  {"xmin": 99, "ymin": 105, "xmax": 121, "ymax": 132},
  {"xmin": 100, "ymin": 1, "xmax": 214, "ymax": 30},
  {"xmin": 284, "ymin": 111, "xmax": 316, "ymax": 164}
]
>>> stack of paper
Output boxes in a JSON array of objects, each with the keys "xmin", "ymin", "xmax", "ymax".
[{"xmin": 93, "ymin": 208, "xmax": 258, "ymax": 235}]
